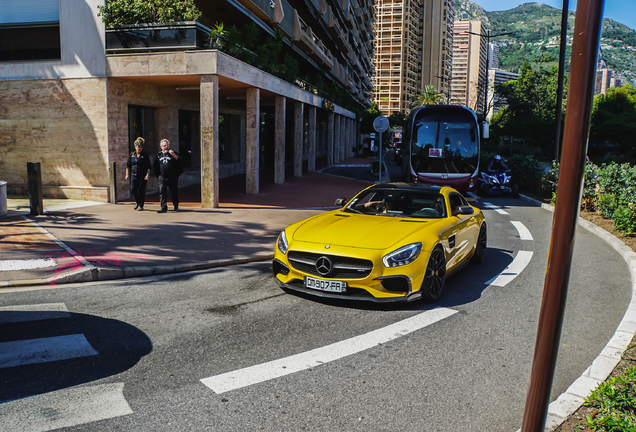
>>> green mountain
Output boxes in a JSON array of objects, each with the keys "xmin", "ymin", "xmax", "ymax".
[{"xmin": 454, "ymin": 1, "xmax": 636, "ymax": 86}]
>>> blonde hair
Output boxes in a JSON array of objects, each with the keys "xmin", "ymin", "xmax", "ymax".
[
  {"xmin": 134, "ymin": 137, "xmax": 145, "ymax": 146},
  {"xmin": 160, "ymin": 139, "xmax": 170, "ymax": 146}
]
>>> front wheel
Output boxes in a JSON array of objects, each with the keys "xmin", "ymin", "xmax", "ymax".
[
  {"xmin": 420, "ymin": 246, "xmax": 447, "ymax": 302},
  {"xmin": 471, "ymin": 223, "xmax": 487, "ymax": 264}
]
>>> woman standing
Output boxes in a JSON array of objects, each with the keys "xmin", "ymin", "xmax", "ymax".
[{"xmin": 125, "ymin": 137, "xmax": 152, "ymax": 211}]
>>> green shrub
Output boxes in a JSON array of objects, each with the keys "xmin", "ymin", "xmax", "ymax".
[
  {"xmin": 597, "ymin": 193, "xmax": 618, "ymax": 219},
  {"xmin": 480, "ymin": 152, "xmax": 544, "ymax": 193},
  {"xmin": 584, "ymin": 366, "xmax": 636, "ymax": 431},
  {"xmin": 613, "ymin": 206, "xmax": 636, "ymax": 235},
  {"xmin": 98, "ymin": 0, "xmax": 201, "ymax": 27}
]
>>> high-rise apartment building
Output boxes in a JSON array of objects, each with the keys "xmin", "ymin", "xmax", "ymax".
[
  {"xmin": 450, "ymin": 20, "xmax": 487, "ymax": 114},
  {"xmin": 373, "ymin": 0, "xmax": 454, "ymax": 115},
  {"xmin": 595, "ymin": 67, "xmax": 621, "ymax": 95},
  {"xmin": 488, "ymin": 43, "xmax": 499, "ymax": 69}
]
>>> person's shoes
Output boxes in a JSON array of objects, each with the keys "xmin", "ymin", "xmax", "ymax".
[
  {"xmin": 157, "ymin": 207, "xmax": 168, "ymax": 213},
  {"xmin": 138, "ymin": 206, "xmax": 144, "ymax": 211},
  {"xmin": 173, "ymin": 204, "xmax": 179, "ymax": 212},
  {"xmin": 134, "ymin": 204, "xmax": 139, "ymax": 210}
]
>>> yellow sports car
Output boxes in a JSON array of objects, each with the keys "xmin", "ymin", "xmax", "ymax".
[{"xmin": 272, "ymin": 183, "xmax": 487, "ymax": 302}]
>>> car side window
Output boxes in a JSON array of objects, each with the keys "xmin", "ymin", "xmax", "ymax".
[{"xmin": 449, "ymin": 193, "xmax": 464, "ymax": 216}]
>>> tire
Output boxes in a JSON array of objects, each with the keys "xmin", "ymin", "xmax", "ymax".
[
  {"xmin": 471, "ymin": 223, "xmax": 487, "ymax": 264},
  {"xmin": 511, "ymin": 184, "xmax": 519, "ymax": 198},
  {"xmin": 420, "ymin": 246, "xmax": 447, "ymax": 302}
]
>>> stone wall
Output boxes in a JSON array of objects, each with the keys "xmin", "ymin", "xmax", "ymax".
[{"xmin": 0, "ymin": 78, "xmax": 110, "ymax": 201}]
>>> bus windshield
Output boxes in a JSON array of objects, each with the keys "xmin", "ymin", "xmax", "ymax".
[{"xmin": 410, "ymin": 108, "xmax": 478, "ymax": 175}]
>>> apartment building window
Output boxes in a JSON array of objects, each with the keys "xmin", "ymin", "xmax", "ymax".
[{"xmin": 0, "ymin": 0, "xmax": 61, "ymax": 61}]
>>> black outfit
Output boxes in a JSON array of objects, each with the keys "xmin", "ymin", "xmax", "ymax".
[
  {"xmin": 153, "ymin": 150, "xmax": 181, "ymax": 211},
  {"xmin": 487, "ymin": 159, "xmax": 509, "ymax": 173},
  {"xmin": 126, "ymin": 150, "xmax": 151, "ymax": 208}
]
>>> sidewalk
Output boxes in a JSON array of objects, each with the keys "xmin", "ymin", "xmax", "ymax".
[{"xmin": 0, "ymin": 158, "xmax": 375, "ymax": 288}]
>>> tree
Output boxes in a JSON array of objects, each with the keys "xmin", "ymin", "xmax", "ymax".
[
  {"xmin": 411, "ymin": 85, "xmax": 445, "ymax": 108},
  {"xmin": 589, "ymin": 84, "xmax": 636, "ymax": 162},
  {"xmin": 359, "ymin": 101, "xmax": 381, "ymax": 134},
  {"xmin": 388, "ymin": 112, "xmax": 407, "ymax": 128},
  {"xmin": 490, "ymin": 61, "xmax": 566, "ymax": 157}
]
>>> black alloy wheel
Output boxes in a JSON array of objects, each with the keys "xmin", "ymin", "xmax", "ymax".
[
  {"xmin": 471, "ymin": 223, "xmax": 487, "ymax": 264},
  {"xmin": 421, "ymin": 246, "xmax": 447, "ymax": 302}
]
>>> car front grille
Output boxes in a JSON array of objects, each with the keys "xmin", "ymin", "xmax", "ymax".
[{"xmin": 288, "ymin": 251, "xmax": 373, "ymax": 279}]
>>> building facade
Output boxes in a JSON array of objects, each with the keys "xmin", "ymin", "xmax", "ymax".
[
  {"xmin": 595, "ymin": 66, "xmax": 621, "ymax": 95},
  {"xmin": 449, "ymin": 20, "xmax": 486, "ymax": 114},
  {"xmin": 0, "ymin": 0, "xmax": 374, "ymax": 207},
  {"xmin": 373, "ymin": 0, "xmax": 454, "ymax": 115}
]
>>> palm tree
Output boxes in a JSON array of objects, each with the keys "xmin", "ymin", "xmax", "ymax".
[{"xmin": 411, "ymin": 85, "xmax": 445, "ymax": 108}]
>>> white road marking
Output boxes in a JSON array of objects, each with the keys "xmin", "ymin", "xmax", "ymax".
[
  {"xmin": 21, "ymin": 216, "xmax": 94, "ymax": 268},
  {"xmin": 0, "ymin": 383, "xmax": 133, "ymax": 432},
  {"xmin": 201, "ymin": 307, "xmax": 457, "ymax": 394},
  {"xmin": 486, "ymin": 251, "xmax": 534, "ymax": 287},
  {"xmin": 0, "ymin": 258, "xmax": 57, "ymax": 272},
  {"xmin": 0, "ymin": 334, "xmax": 98, "ymax": 369},
  {"xmin": 511, "ymin": 221, "xmax": 533, "ymax": 240},
  {"xmin": 483, "ymin": 202, "xmax": 510, "ymax": 215},
  {"xmin": 466, "ymin": 192, "xmax": 479, "ymax": 199},
  {"xmin": 0, "ymin": 303, "xmax": 70, "ymax": 324}
]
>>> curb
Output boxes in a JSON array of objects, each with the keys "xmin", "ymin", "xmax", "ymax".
[
  {"xmin": 517, "ymin": 194, "xmax": 636, "ymax": 431},
  {"xmin": 0, "ymin": 253, "xmax": 274, "ymax": 288}
]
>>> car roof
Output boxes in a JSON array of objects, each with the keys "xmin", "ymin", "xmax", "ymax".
[{"xmin": 366, "ymin": 183, "xmax": 445, "ymax": 193}]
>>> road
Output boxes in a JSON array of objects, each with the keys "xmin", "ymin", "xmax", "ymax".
[{"xmin": 0, "ymin": 193, "xmax": 631, "ymax": 431}]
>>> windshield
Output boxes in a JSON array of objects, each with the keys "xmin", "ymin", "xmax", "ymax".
[
  {"xmin": 410, "ymin": 107, "xmax": 478, "ymax": 175},
  {"xmin": 344, "ymin": 189, "xmax": 447, "ymax": 219}
]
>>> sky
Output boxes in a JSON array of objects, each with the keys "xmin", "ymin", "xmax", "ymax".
[{"xmin": 470, "ymin": 1, "xmax": 636, "ymax": 31}]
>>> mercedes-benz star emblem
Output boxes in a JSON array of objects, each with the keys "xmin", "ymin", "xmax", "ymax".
[{"xmin": 315, "ymin": 256, "xmax": 333, "ymax": 276}]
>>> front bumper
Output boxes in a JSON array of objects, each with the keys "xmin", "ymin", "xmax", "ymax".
[{"xmin": 272, "ymin": 251, "xmax": 426, "ymax": 303}]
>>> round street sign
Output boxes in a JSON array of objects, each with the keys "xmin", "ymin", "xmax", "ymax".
[{"xmin": 373, "ymin": 115, "xmax": 389, "ymax": 133}]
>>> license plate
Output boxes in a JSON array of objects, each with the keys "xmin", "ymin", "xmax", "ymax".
[{"xmin": 305, "ymin": 276, "xmax": 346, "ymax": 293}]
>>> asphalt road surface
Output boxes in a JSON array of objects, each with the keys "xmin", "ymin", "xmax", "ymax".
[{"xmin": 0, "ymin": 196, "xmax": 631, "ymax": 431}]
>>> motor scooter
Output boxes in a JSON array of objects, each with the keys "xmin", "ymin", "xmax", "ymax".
[{"xmin": 478, "ymin": 169, "xmax": 519, "ymax": 198}]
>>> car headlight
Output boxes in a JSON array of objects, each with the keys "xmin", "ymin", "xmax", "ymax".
[
  {"xmin": 382, "ymin": 242, "xmax": 422, "ymax": 268},
  {"xmin": 277, "ymin": 230, "xmax": 289, "ymax": 254}
]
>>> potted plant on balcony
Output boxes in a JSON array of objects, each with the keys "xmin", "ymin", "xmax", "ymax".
[
  {"xmin": 98, "ymin": 0, "xmax": 201, "ymax": 27},
  {"xmin": 98, "ymin": 0, "xmax": 206, "ymax": 52}
]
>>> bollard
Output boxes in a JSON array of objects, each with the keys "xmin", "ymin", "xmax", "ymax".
[
  {"xmin": 109, "ymin": 162, "xmax": 117, "ymax": 204},
  {"xmin": 27, "ymin": 162, "xmax": 44, "ymax": 216}
]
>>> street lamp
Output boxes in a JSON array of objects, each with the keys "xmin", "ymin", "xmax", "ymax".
[{"xmin": 462, "ymin": 30, "xmax": 512, "ymax": 116}]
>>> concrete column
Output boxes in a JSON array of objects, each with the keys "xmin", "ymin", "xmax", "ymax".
[
  {"xmin": 274, "ymin": 96, "xmax": 286, "ymax": 184},
  {"xmin": 200, "ymin": 75, "xmax": 219, "ymax": 208},
  {"xmin": 246, "ymin": 87, "xmax": 260, "ymax": 194},
  {"xmin": 294, "ymin": 101, "xmax": 304, "ymax": 177},
  {"xmin": 327, "ymin": 112, "xmax": 334, "ymax": 166},
  {"xmin": 339, "ymin": 116, "xmax": 346, "ymax": 162},
  {"xmin": 334, "ymin": 114, "xmax": 341, "ymax": 163},
  {"xmin": 307, "ymin": 105, "xmax": 316, "ymax": 172}
]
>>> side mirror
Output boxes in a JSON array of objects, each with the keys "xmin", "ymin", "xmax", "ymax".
[
  {"xmin": 335, "ymin": 197, "xmax": 348, "ymax": 207},
  {"xmin": 481, "ymin": 121, "xmax": 489, "ymax": 139},
  {"xmin": 456, "ymin": 205, "xmax": 474, "ymax": 216}
]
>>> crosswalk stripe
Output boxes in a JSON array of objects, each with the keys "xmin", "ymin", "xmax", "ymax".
[
  {"xmin": 483, "ymin": 202, "xmax": 510, "ymax": 215},
  {"xmin": 0, "ymin": 303, "xmax": 71, "ymax": 324},
  {"xmin": 0, "ymin": 334, "xmax": 98, "ymax": 369},
  {"xmin": 201, "ymin": 307, "xmax": 457, "ymax": 394},
  {"xmin": 0, "ymin": 259, "xmax": 57, "ymax": 272},
  {"xmin": 0, "ymin": 383, "xmax": 133, "ymax": 432}
]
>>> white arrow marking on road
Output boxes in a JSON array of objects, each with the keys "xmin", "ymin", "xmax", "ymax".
[
  {"xmin": 0, "ymin": 258, "xmax": 57, "ymax": 272},
  {"xmin": 0, "ymin": 334, "xmax": 98, "ymax": 369},
  {"xmin": 486, "ymin": 251, "xmax": 534, "ymax": 287},
  {"xmin": 511, "ymin": 221, "xmax": 533, "ymax": 240},
  {"xmin": 483, "ymin": 202, "xmax": 510, "ymax": 215},
  {"xmin": 0, "ymin": 303, "xmax": 71, "ymax": 324},
  {"xmin": 201, "ymin": 307, "xmax": 457, "ymax": 394},
  {"xmin": 0, "ymin": 383, "xmax": 133, "ymax": 432}
]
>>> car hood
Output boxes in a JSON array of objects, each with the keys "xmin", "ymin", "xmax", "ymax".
[{"xmin": 291, "ymin": 211, "xmax": 441, "ymax": 250}]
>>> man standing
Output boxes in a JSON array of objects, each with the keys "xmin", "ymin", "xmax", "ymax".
[{"xmin": 153, "ymin": 139, "xmax": 181, "ymax": 213}]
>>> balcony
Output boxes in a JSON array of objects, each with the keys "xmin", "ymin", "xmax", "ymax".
[
  {"xmin": 105, "ymin": 22, "xmax": 210, "ymax": 54},
  {"xmin": 292, "ymin": 13, "xmax": 335, "ymax": 70}
]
